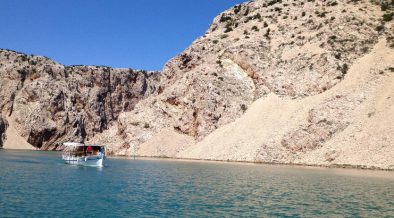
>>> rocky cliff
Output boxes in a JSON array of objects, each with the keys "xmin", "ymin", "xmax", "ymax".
[
  {"xmin": 90, "ymin": 0, "xmax": 394, "ymax": 160},
  {"xmin": 1, "ymin": 0, "xmax": 394, "ymax": 169},
  {"xmin": 91, "ymin": 0, "xmax": 394, "ymax": 169},
  {"xmin": 0, "ymin": 49, "xmax": 160, "ymax": 150}
]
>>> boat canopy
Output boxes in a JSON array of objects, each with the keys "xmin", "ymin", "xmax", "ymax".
[
  {"xmin": 63, "ymin": 142, "xmax": 84, "ymax": 147},
  {"xmin": 63, "ymin": 142, "xmax": 106, "ymax": 147}
]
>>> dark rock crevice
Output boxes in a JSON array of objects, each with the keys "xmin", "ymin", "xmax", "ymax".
[{"xmin": 0, "ymin": 115, "xmax": 7, "ymax": 148}]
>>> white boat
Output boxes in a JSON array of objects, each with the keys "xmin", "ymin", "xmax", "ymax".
[{"xmin": 62, "ymin": 142, "xmax": 106, "ymax": 167}]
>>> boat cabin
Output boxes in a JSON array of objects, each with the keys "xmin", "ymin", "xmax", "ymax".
[{"xmin": 62, "ymin": 142, "xmax": 105, "ymax": 157}]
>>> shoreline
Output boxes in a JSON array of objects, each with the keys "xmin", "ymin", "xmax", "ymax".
[
  {"xmin": 109, "ymin": 154, "xmax": 394, "ymax": 172},
  {"xmin": 108, "ymin": 156, "xmax": 394, "ymax": 180},
  {"xmin": 2, "ymin": 148, "xmax": 394, "ymax": 173}
]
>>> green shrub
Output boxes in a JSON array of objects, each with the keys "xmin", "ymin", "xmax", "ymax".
[
  {"xmin": 316, "ymin": 11, "xmax": 328, "ymax": 17},
  {"xmin": 264, "ymin": 28, "xmax": 271, "ymax": 38},
  {"xmin": 17, "ymin": 69, "xmax": 27, "ymax": 77},
  {"xmin": 381, "ymin": 3, "xmax": 389, "ymax": 11},
  {"xmin": 341, "ymin": 63, "xmax": 349, "ymax": 75},
  {"xmin": 244, "ymin": 7, "xmax": 250, "ymax": 16},
  {"xmin": 267, "ymin": 0, "xmax": 281, "ymax": 6},
  {"xmin": 254, "ymin": 13, "xmax": 262, "ymax": 20},
  {"xmin": 329, "ymin": 35, "xmax": 337, "ymax": 40},
  {"xmin": 240, "ymin": 104, "xmax": 248, "ymax": 112},
  {"xmin": 216, "ymin": 60, "xmax": 223, "ymax": 68},
  {"xmin": 224, "ymin": 27, "xmax": 233, "ymax": 33},
  {"xmin": 244, "ymin": 16, "xmax": 253, "ymax": 23},
  {"xmin": 28, "ymin": 59, "xmax": 37, "ymax": 65},
  {"xmin": 382, "ymin": 12, "xmax": 393, "ymax": 22},
  {"xmin": 234, "ymin": 5, "xmax": 241, "ymax": 14},
  {"xmin": 19, "ymin": 55, "xmax": 28, "ymax": 62},
  {"xmin": 376, "ymin": 25, "xmax": 385, "ymax": 31},
  {"xmin": 219, "ymin": 15, "xmax": 232, "ymax": 23},
  {"xmin": 252, "ymin": 26, "xmax": 259, "ymax": 31},
  {"xmin": 220, "ymin": 34, "xmax": 228, "ymax": 39},
  {"xmin": 212, "ymin": 40, "xmax": 219, "ymax": 44}
]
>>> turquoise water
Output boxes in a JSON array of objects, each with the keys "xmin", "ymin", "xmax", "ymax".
[{"xmin": 1, "ymin": 150, "xmax": 394, "ymax": 217}]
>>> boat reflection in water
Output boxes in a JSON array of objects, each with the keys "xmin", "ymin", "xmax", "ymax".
[{"xmin": 62, "ymin": 142, "xmax": 106, "ymax": 167}]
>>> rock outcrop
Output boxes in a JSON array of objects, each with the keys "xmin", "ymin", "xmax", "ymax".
[
  {"xmin": 92, "ymin": 0, "xmax": 394, "ymax": 167},
  {"xmin": 0, "ymin": 49, "xmax": 160, "ymax": 150},
  {"xmin": 179, "ymin": 39, "xmax": 394, "ymax": 170}
]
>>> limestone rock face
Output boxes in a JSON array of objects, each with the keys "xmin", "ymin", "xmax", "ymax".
[
  {"xmin": 103, "ymin": 0, "xmax": 394, "ymax": 157},
  {"xmin": 0, "ymin": 49, "xmax": 160, "ymax": 150}
]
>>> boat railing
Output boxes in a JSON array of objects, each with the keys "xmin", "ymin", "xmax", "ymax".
[{"xmin": 62, "ymin": 150, "xmax": 102, "ymax": 157}]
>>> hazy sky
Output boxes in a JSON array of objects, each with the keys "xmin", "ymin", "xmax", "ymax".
[{"xmin": 0, "ymin": 0, "xmax": 246, "ymax": 70}]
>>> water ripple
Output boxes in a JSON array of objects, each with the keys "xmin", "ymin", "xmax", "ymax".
[{"xmin": 1, "ymin": 150, "xmax": 394, "ymax": 217}]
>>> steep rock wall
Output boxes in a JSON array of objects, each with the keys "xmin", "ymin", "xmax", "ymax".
[
  {"xmin": 102, "ymin": 0, "xmax": 393, "ymax": 156},
  {"xmin": 0, "ymin": 50, "xmax": 160, "ymax": 150}
]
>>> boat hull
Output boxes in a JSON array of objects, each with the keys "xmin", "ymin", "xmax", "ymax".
[{"xmin": 62, "ymin": 155, "xmax": 104, "ymax": 167}]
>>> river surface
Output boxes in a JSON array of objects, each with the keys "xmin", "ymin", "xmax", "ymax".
[{"xmin": 1, "ymin": 150, "xmax": 394, "ymax": 217}]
